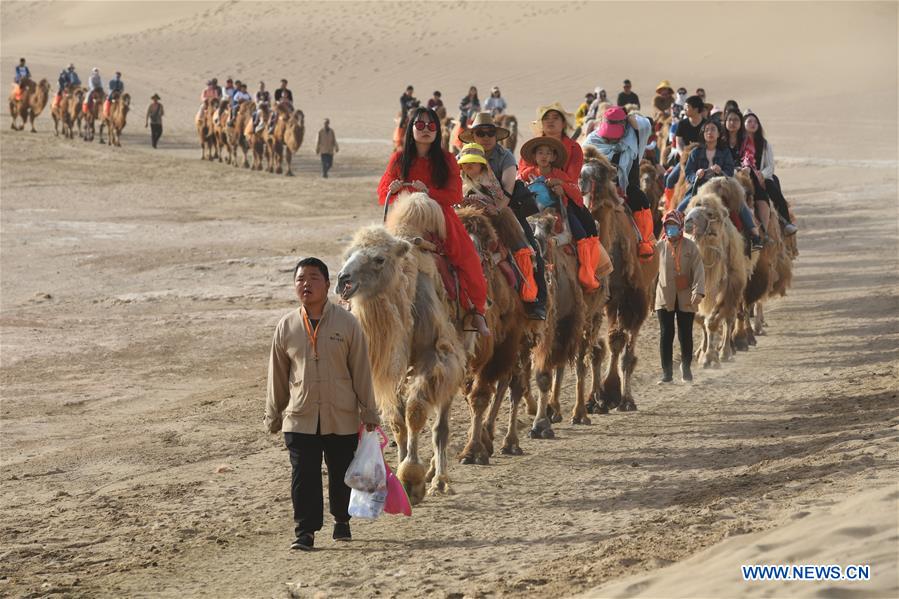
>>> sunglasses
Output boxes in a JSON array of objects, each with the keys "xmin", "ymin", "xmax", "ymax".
[
  {"xmin": 413, "ymin": 120, "xmax": 438, "ymax": 131},
  {"xmin": 474, "ymin": 128, "xmax": 496, "ymax": 138}
]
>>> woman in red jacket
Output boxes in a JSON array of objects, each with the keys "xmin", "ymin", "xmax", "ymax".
[{"xmin": 377, "ymin": 106, "xmax": 490, "ymax": 337}]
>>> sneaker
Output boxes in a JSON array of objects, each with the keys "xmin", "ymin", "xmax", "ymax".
[
  {"xmin": 751, "ymin": 236, "xmax": 764, "ymax": 251},
  {"xmin": 681, "ymin": 362, "xmax": 693, "ymax": 383},
  {"xmin": 290, "ymin": 533, "xmax": 314, "ymax": 551},
  {"xmin": 333, "ymin": 522, "xmax": 351, "ymax": 542},
  {"xmin": 783, "ymin": 223, "xmax": 798, "ymax": 236}
]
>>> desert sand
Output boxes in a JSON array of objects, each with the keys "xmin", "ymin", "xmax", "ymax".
[{"xmin": 1, "ymin": 1, "xmax": 897, "ymax": 598}]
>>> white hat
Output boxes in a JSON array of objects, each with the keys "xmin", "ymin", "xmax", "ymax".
[{"xmin": 92, "ymin": 67, "xmax": 99, "ymax": 73}]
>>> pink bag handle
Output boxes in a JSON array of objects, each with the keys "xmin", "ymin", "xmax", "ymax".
[{"xmin": 357, "ymin": 424, "xmax": 390, "ymax": 449}]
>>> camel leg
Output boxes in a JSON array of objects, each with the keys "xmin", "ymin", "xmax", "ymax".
[
  {"xmin": 586, "ymin": 340, "xmax": 606, "ymax": 414},
  {"xmin": 459, "ymin": 377, "xmax": 493, "ymax": 465},
  {"xmin": 703, "ymin": 318, "xmax": 721, "ymax": 368},
  {"xmin": 571, "ymin": 344, "xmax": 591, "ymax": 425},
  {"xmin": 753, "ymin": 302, "xmax": 766, "ymax": 335},
  {"xmin": 427, "ymin": 402, "xmax": 453, "ymax": 497},
  {"xmin": 501, "ymin": 368, "xmax": 526, "ymax": 455},
  {"xmin": 547, "ymin": 365, "xmax": 565, "ymax": 424},
  {"xmin": 734, "ymin": 304, "xmax": 750, "ymax": 351},
  {"xmin": 599, "ymin": 328, "xmax": 627, "ymax": 413},
  {"xmin": 285, "ymin": 149, "xmax": 294, "ymax": 176},
  {"xmin": 484, "ymin": 377, "xmax": 509, "ymax": 456},
  {"xmin": 397, "ymin": 395, "xmax": 429, "ymax": 506},
  {"xmin": 721, "ymin": 317, "xmax": 736, "ymax": 362},
  {"xmin": 389, "ymin": 404, "xmax": 408, "ymax": 466},
  {"xmin": 529, "ymin": 367, "xmax": 556, "ymax": 439},
  {"xmin": 620, "ymin": 333, "xmax": 639, "ymax": 412}
]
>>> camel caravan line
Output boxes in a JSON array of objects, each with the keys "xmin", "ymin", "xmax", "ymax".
[
  {"xmin": 196, "ymin": 98, "xmax": 305, "ymax": 176},
  {"xmin": 8, "ymin": 78, "xmax": 131, "ymax": 147},
  {"xmin": 338, "ymin": 92, "xmax": 798, "ymax": 504}
]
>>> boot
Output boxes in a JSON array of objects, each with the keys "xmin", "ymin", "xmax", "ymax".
[
  {"xmin": 657, "ymin": 367, "xmax": 673, "ymax": 384},
  {"xmin": 633, "ymin": 208, "xmax": 656, "ymax": 259},
  {"xmin": 576, "ymin": 237, "xmax": 601, "ymax": 292},
  {"xmin": 513, "ymin": 248, "xmax": 538, "ymax": 303}
]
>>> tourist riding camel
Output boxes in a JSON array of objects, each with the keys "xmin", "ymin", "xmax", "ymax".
[
  {"xmin": 461, "ymin": 111, "xmax": 547, "ymax": 319},
  {"xmin": 274, "ymin": 79, "xmax": 293, "ymax": 109},
  {"xmin": 13, "ymin": 58, "xmax": 30, "ymax": 99},
  {"xmin": 522, "ymin": 102, "xmax": 584, "ymax": 188},
  {"xmin": 85, "ymin": 67, "xmax": 103, "ymax": 111},
  {"xmin": 484, "ymin": 86, "xmax": 506, "ymax": 117},
  {"xmin": 743, "ymin": 111, "xmax": 798, "ymax": 236},
  {"xmin": 377, "ymin": 106, "xmax": 490, "ymax": 337},
  {"xmin": 518, "ymin": 135, "xmax": 609, "ymax": 292},
  {"xmin": 617, "ymin": 79, "xmax": 640, "ymax": 110},
  {"xmin": 584, "ymin": 105, "xmax": 658, "ymax": 259}
]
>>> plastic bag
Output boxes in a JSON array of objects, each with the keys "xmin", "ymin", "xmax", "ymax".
[
  {"xmin": 383, "ymin": 462, "xmax": 412, "ymax": 516},
  {"xmin": 348, "ymin": 487, "xmax": 387, "ymax": 519},
  {"xmin": 344, "ymin": 430, "xmax": 386, "ymax": 492}
]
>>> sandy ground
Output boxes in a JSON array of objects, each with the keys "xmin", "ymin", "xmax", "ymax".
[{"xmin": 2, "ymin": 2, "xmax": 898, "ymax": 598}]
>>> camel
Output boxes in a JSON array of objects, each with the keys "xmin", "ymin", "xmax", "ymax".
[
  {"xmin": 684, "ymin": 177, "xmax": 750, "ymax": 367},
  {"xmin": 670, "ymin": 142, "xmax": 698, "ymax": 211},
  {"xmin": 81, "ymin": 88, "xmax": 105, "ymax": 142},
  {"xmin": 454, "ymin": 206, "xmax": 535, "ymax": 464},
  {"xmin": 336, "ymin": 192, "xmax": 468, "ymax": 504},
  {"xmin": 494, "ymin": 114, "xmax": 518, "ymax": 154},
  {"xmin": 54, "ymin": 87, "xmax": 83, "ymax": 139},
  {"xmin": 732, "ymin": 171, "xmax": 794, "ymax": 348},
  {"xmin": 581, "ymin": 148, "xmax": 659, "ymax": 412},
  {"xmin": 262, "ymin": 104, "xmax": 295, "ymax": 174},
  {"xmin": 282, "ymin": 109, "xmax": 304, "ymax": 176},
  {"xmin": 9, "ymin": 78, "xmax": 49, "ymax": 132},
  {"xmin": 640, "ymin": 159, "xmax": 665, "ymax": 238},
  {"xmin": 196, "ymin": 98, "xmax": 219, "ymax": 160},
  {"xmin": 525, "ymin": 202, "xmax": 609, "ymax": 439},
  {"xmin": 99, "ymin": 92, "xmax": 130, "ymax": 147},
  {"xmin": 212, "ymin": 101, "xmax": 230, "ymax": 163},
  {"xmin": 225, "ymin": 101, "xmax": 253, "ymax": 168},
  {"xmin": 245, "ymin": 104, "xmax": 270, "ymax": 171}
]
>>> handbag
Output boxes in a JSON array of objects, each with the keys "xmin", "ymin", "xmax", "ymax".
[{"xmin": 501, "ymin": 179, "xmax": 539, "ymax": 218}]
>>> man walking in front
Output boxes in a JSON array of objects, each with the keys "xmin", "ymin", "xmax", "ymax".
[
  {"xmin": 315, "ymin": 119, "xmax": 339, "ymax": 178},
  {"xmin": 265, "ymin": 257, "xmax": 380, "ymax": 551}
]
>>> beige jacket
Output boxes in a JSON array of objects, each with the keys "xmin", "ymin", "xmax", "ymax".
[
  {"xmin": 265, "ymin": 301, "xmax": 379, "ymax": 435},
  {"xmin": 315, "ymin": 127, "xmax": 338, "ymax": 155},
  {"xmin": 654, "ymin": 237, "xmax": 705, "ymax": 312}
]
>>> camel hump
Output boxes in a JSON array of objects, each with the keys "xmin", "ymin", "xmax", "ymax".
[
  {"xmin": 583, "ymin": 145, "xmax": 603, "ymax": 160},
  {"xmin": 386, "ymin": 192, "xmax": 447, "ymax": 240}
]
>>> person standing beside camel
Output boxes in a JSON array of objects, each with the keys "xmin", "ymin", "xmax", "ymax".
[
  {"xmin": 265, "ymin": 257, "xmax": 380, "ymax": 551},
  {"xmin": 315, "ymin": 119, "xmax": 338, "ymax": 178},
  {"xmin": 655, "ymin": 210, "xmax": 704, "ymax": 383},
  {"xmin": 145, "ymin": 94, "xmax": 164, "ymax": 148}
]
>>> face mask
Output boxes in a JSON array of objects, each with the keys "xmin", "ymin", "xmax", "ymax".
[{"xmin": 665, "ymin": 224, "xmax": 682, "ymax": 238}]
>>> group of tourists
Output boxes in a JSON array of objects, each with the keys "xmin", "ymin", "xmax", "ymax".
[{"xmin": 198, "ymin": 77, "xmax": 294, "ymax": 131}]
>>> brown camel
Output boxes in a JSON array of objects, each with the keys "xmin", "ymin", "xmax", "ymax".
[
  {"xmin": 225, "ymin": 101, "xmax": 253, "ymax": 168},
  {"xmin": 9, "ymin": 78, "xmax": 49, "ymax": 132},
  {"xmin": 196, "ymin": 98, "xmax": 219, "ymax": 161},
  {"xmin": 640, "ymin": 159, "xmax": 665, "ymax": 238},
  {"xmin": 245, "ymin": 104, "xmax": 270, "ymax": 171},
  {"xmin": 684, "ymin": 178, "xmax": 750, "ymax": 367},
  {"xmin": 81, "ymin": 88, "xmax": 105, "ymax": 142},
  {"xmin": 212, "ymin": 101, "xmax": 230, "ymax": 163},
  {"xmin": 262, "ymin": 104, "xmax": 292, "ymax": 174},
  {"xmin": 336, "ymin": 192, "xmax": 468, "ymax": 504},
  {"xmin": 581, "ymin": 148, "xmax": 659, "ymax": 412},
  {"xmin": 282, "ymin": 109, "xmax": 304, "ymax": 176},
  {"xmin": 525, "ymin": 202, "xmax": 609, "ymax": 439},
  {"xmin": 54, "ymin": 87, "xmax": 83, "ymax": 139},
  {"xmin": 732, "ymin": 171, "xmax": 795, "ymax": 348},
  {"xmin": 494, "ymin": 114, "xmax": 518, "ymax": 154},
  {"xmin": 454, "ymin": 206, "xmax": 535, "ymax": 465},
  {"xmin": 99, "ymin": 92, "xmax": 130, "ymax": 147}
]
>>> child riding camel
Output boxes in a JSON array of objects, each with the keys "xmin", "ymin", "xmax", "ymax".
[
  {"xmin": 458, "ymin": 142, "xmax": 540, "ymax": 306},
  {"xmin": 518, "ymin": 136, "xmax": 611, "ymax": 292}
]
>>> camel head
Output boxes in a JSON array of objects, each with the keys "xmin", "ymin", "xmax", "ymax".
[
  {"xmin": 685, "ymin": 194, "xmax": 727, "ymax": 241},
  {"xmin": 291, "ymin": 109, "xmax": 304, "ymax": 127},
  {"xmin": 580, "ymin": 148, "xmax": 619, "ymax": 212},
  {"xmin": 532, "ymin": 208, "xmax": 563, "ymax": 258},
  {"xmin": 337, "ymin": 226, "xmax": 411, "ymax": 301},
  {"xmin": 639, "ymin": 160, "xmax": 658, "ymax": 194},
  {"xmin": 455, "ymin": 205, "xmax": 497, "ymax": 259},
  {"xmin": 121, "ymin": 93, "xmax": 131, "ymax": 108}
]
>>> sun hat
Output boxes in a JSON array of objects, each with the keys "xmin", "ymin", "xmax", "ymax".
[
  {"xmin": 459, "ymin": 112, "xmax": 510, "ymax": 143},
  {"xmin": 532, "ymin": 101, "xmax": 575, "ymax": 135},
  {"xmin": 519, "ymin": 136, "xmax": 568, "ymax": 169},
  {"xmin": 598, "ymin": 105, "xmax": 627, "ymax": 140},
  {"xmin": 457, "ymin": 143, "xmax": 489, "ymax": 167},
  {"xmin": 151, "ymin": 93, "xmax": 161, "ymax": 100},
  {"xmin": 655, "ymin": 80, "xmax": 674, "ymax": 94}
]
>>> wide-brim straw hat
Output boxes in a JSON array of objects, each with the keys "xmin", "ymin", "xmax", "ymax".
[
  {"xmin": 655, "ymin": 79, "xmax": 674, "ymax": 94},
  {"xmin": 457, "ymin": 142, "xmax": 489, "ymax": 166},
  {"xmin": 531, "ymin": 102, "xmax": 575, "ymax": 136},
  {"xmin": 459, "ymin": 111, "xmax": 510, "ymax": 143},
  {"xmin": 519, "ymin": 136, "xmax": 568, "ymax": 170}
]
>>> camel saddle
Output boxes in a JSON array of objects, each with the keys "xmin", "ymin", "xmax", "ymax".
[{"xmin": 418, "ymin": 232, "xmax": 459, "ymax": 303}]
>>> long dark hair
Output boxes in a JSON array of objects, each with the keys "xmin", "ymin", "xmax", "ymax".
[
  {"xmin": 723, "ymin": 109, "xmax": 745, "ymax": 148},
  {"xmin": 744, "ymin": 112, "xmax": 767, "ymax": 170},
  {"xmin": 400, "ymin": 106, "xmax": 447, "ymax": 188}
]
